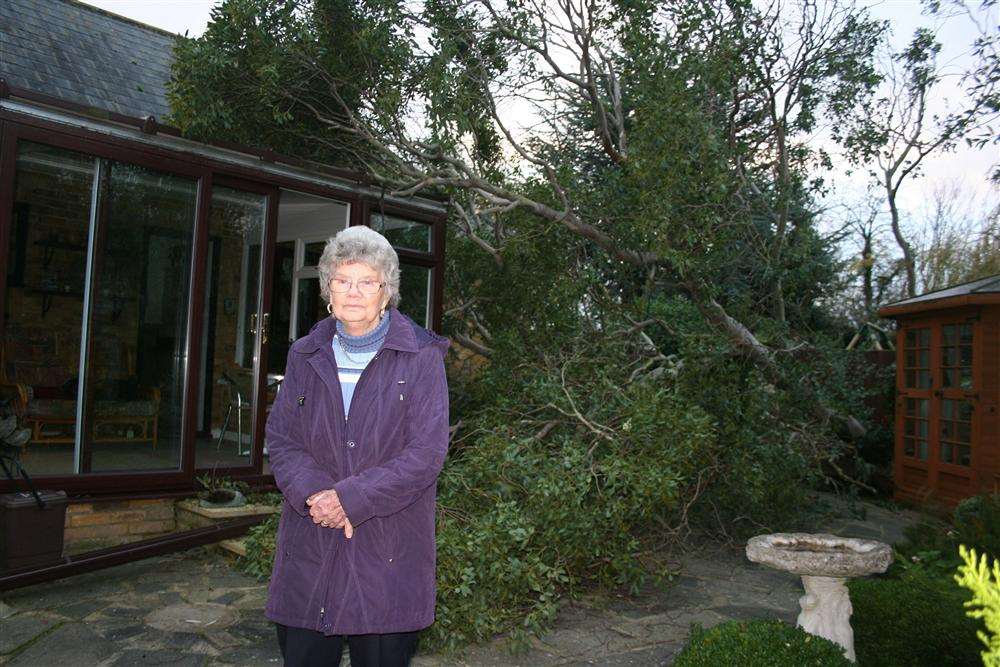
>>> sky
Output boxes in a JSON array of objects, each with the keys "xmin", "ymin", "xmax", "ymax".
[{"xmin": 79, "ymin": 0, "xmax": 998, "ymax": 221}]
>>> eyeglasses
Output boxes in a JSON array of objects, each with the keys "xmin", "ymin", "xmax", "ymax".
[{"xmin": 330, "ymin": 277, "xmax": 384, "ymax": 295}]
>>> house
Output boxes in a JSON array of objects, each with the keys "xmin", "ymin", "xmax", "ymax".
[
  {"xmin": 878, "ymin": 274, "xmax": 1000, "ymax": 506},
  {"xmin": 0, "ymin": 1, "xmax": 445, "ymax": 515}
]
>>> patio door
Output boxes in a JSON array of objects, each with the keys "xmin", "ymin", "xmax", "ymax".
[
  {"xmin": 897, "ymin": 317, "xmax": 979, "ymax": 500},
  {"xmin": 194, "ymin": 180, "xmax": 278, "ymax": 472}
]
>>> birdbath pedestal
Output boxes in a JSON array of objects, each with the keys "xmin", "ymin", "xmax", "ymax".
[{"xmin": 746, "ymin": 533, "xmax": 892, "ymax": 662}]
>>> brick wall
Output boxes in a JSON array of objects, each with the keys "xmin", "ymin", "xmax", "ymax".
[{"xmin": 63, "ymin": 498, "xmax": 177, "ymax": 553}]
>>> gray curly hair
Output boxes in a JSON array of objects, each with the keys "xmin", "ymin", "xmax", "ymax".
[{"xmin": 318, "ymin": 226, "xmax": 401, "ymax": 307}]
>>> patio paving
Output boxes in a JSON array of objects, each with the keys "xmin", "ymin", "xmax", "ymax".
[{"xmin": 0, "ymin": 494, "xmax": 925, "ymax": 666}]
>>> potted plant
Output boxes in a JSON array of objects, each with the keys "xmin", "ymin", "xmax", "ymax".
[{"xmin": 197, "ymin": 470, "xmax": 248, "ymax": 509}]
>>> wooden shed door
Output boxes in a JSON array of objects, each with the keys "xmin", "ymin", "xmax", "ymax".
[{"xmin": 897, "ymin": 319, "xmax": 979, "ymax": 501}]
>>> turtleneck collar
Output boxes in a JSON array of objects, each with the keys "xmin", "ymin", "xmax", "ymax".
[{"xmin": 334, "ymin": 311, "xmax": 391, "ymax": 352}]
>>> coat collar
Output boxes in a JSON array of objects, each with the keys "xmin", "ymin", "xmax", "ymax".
[{"xmin": 295, "ymin": 308, "xmax": 419, "ymax": 355}]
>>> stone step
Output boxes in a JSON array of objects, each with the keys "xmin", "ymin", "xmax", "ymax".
[{"xmin": 219, "ymin": 538, "xmax": 247, "ymax": 557}]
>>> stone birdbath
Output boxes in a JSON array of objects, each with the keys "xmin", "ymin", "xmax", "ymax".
[{"xmin": 746, "ymin": 533, "xmax": 892, "ymax": 662}]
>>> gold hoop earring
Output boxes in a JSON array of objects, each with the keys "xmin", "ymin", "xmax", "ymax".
[{"xmin": 326, "ymin": 303, "xmax": 334, "ymax": 315}]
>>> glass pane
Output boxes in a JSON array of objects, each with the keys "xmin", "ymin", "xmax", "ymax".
[
  {"xmin": 917, "ymin": 421, "xmax": 928, "ymax": 438},
  {"xmin": 398, "ymin": 263, "xmax": 431, "ymax": 328},
  {"xmin": 960, "ymin": 346, "xmax": 972, "ymax": 366},
  {"xmin": 905, "ymin": 398, "xmax": 916, "ymax": 415},
  {"xmin": 918, "ymin": 370, "xmax": 932, "ymax": 388},
  {"xmin": 904, "ymin": 440, "xmax": 915, "ymax": 457},
  {"xmin": 295, "ymin": 278, "xmax": 324, "ymax": 341},
  {"xmin": 919, "ymin": 329, "xmax": 931, "ymax": 347},
  {"xmin": 943, "ymin": 369, "xmax": 955, "ymax": 387},
  {"xmin": 942, "ymin": 400, "xmax": 954, "ymax": 419},
  {"xmin": 942, "ymin": 347, "xmax": 956, "ymax": 366},
  {"xmin": 905, "ymin": 351, "xmax": 916, "ymax": 368},
  {"xmin": 195, "ymin": 186, "xmax": 267, "ymax": 470},
  {"xmin": 941, "ymin": 421, "xmax": 953, "ymax": 439},
  {"xmin": 905, "ymin": 420, "xmax": 915, "ymax": 436},
  {"xmin": 960, "ymin": 369, "xmax": 972, "ymax": 389},
  {"xmin": 371, "ymin": 213, "xmax": 431, "ymax": 252},
  {"xmin": 958, "ymin": 402, "xmax": 973, "ymax": 422},
  {"xmin": 958, "ymin": 446, "xmax": 971, "ymax": 466},
  {"xmin": 957, "ymin": 423, "xmax": 972, "ymax": 443},
  {"xmin": 959, "ymin": 324, "xmax": 972, "ymax": 345},
  {"xmin": 905, "ymin": 370, "xmax": 916, "ymax": 388},
  {"xmin": 942, "ymin": 325, "xmax": 956, "ymax": 345},
  {"xmin": 918, "ymin": 399, "xmax": 929, "ymax": 418},
  {"xmin": 5, "ymin": 142, "xmax": 96, "ymax": 475},
  {"xmin": 304, "ymin": 241, "xmax": 325, "ymax": 267},
  {"xmin": 940, "ymin": 442, "xmax": 952, "ymax": 463},
  {"xmin": 905, "ymin": 330, "xmax": 916, "ymax": 347},
  {"xmin": 85, "ymin": 162, "xmax": 197, "ymax": 472},
  {"xmin": 918, "ymin": 441, "xmax": 929, "ymax": 460},
  {"xmin": 918, "ymin": 350, "xmax": 930, "ymax": 368},
  {"xmin": 268, "ymin": 241, "xmax": 295, "ymax": 376}
]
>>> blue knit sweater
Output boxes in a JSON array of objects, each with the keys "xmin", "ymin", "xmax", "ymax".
[{"xmin": 332, "ymin": 313, "xmax": 391, "ymax": 416}]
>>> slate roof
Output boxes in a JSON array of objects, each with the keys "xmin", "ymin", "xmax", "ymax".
[
  {"xmin": 885, "ymin": 274, "xmax": 1000, "ymax": 309},
  {"xmin": 0, "ymin": 0, "xmax": 178, "ymax": 120}
]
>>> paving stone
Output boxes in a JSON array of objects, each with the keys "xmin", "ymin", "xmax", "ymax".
[
  {"xmin": 207, "ymin": 643, "xmax": 282, "ymax": 666},
  {"xmin": 0, "ymin": 600, "xmax": 17, "ymax": 619},
  {"xmin": 710, "ymin": 604, "xmax": 795, "ymax": 622},
  {"xmin": 102, "ymin": 624, "xmax": 148, "ymax": 642},
  {"xmin": 161, "ymin": 631, "xmax": 202, "ymax": 650},
  {"xmin": 209, "ymin": 591, "xmax": 242, "ymax": 605},
  {"xmin": 53, "ymin": 597, "xmax": 108, "ymax": 620},
  {"xmin": 564, "ymin": 641, "xmax": 683, "ymax": 666},
  {"xmin": 146, "ymin": 603, "xmax": 236, "ymax": 633},
  {"xmin": 111, "ymin": 649, "xmax": 208, "ymax": 666},
  {"xmin": 0, "ymin": 613, "xmax": 59, "ymax": 654},
  {"xmin": 7, "ymin": 621, "xmax": 114, "ymax": 666}
]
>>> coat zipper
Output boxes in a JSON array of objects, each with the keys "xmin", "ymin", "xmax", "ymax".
[{"xmin": 344, "ymin": 352, "xmax": 380, "ymax": 427}]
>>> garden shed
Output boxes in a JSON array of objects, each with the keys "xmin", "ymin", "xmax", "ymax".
[{"xmin": 879, "ymin": 274, "xmax": 1000, "ymax": 506}]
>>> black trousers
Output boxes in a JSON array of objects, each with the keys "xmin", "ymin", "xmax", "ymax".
[{"xmin": 275, "ymin": 623, "xmax": 419, "ymax": 667}]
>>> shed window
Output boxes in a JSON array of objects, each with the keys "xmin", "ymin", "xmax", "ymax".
[
  {"xmin": 939, "ymin": 399, "xmax": 973, "ymax": 466},
  {"xmin": 903, "ymin": 328, "xmax": 932, "ymax": 388},
  {"xmin": 942, "ymin": 324, "xmax": 973, "ymax": 389},
  {"xmin": 903, "ymin": 397, "xmax": 929, "ymax": 461}
]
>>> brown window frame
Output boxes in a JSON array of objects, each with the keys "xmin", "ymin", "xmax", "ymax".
[{"xmin": 0, "ymin": 110, "xmax": 446, "ymax": 497}]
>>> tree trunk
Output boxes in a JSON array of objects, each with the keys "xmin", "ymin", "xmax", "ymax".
[{"xmin": 885, "ymin": 171, "xmax": 917, "ymax": 298}]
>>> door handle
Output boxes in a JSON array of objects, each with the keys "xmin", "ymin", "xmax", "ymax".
[
  {"xmin": 249, "ymin": 312, "xmax": 257, "ymax": 335},
  {"xmin": 262, "ymin": 313, "xmax": 270, "ymax": 344}
]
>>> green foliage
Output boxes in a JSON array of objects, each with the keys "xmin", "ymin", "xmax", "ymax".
[
  {"xmin": 849, "ymin": 567, "xmax": 982, "ymax": 666},
  {"xmin": 674, "ymin": 620, "xmax": 851, "ymax": 666},
  {"xmin": 955, "ymin": 545, "xmax": 1000, "ymax": 667},
  {"xmin": 238, "ymin": 513, "xmax": 278, "ymax": 580},
  {"xmin": 955, "ymin": 495, "xmax": 1000, "ymax": 560}
]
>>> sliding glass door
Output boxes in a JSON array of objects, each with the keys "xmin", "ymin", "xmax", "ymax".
[{"xmin": 4, "ymin": 140, "xmax": 198, "ymax": 474}]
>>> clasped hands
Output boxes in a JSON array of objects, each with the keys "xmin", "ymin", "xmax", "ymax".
[{"xmin": 306, "ymin": 489, "xmax": 355, "ymax": 539}]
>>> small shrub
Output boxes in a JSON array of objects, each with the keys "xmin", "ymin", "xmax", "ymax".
[
  {"xmin": 673, "ymin": 620, "xmax": 851, "ymax": 666},
  {"xmin": 849, "ymin": 568, "xmax": 982, "ymax": 666},
  {"xmin": 238, "ymin": 513, "xmax": 278, "ymax": 580},
  {"xmin": 954, "ymin": 495, "xmax": 1000, "ymax": 560},
  {"xmin": 955, "ymin": 545, "xmax": 1000, "ymax": 667}
]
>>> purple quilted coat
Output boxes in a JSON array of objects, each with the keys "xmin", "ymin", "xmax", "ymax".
[{"xmin": 264, "ymin": 309, "xmax": 450, "ymax": 635}]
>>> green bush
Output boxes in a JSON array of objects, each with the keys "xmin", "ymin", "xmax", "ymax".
[
  {"xmin": 849, "ymin": 568, "xmax": 982, "ymax": 666},
  {"xmin": 955, "ymin": 494, "xmax": 1000, "ymax": 560},
  {"xmin": 673, "ymin": 620, "xmax": 851, "ymax": 666}
]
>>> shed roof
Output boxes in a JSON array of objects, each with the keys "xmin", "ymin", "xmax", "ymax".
[
  {"xmin": 0, "ymin": 0, "xmax": 177, "ymax": 120},
  {"xmin": 879, "ymin": 274, "xmax": 1000, "ymax": 318}
]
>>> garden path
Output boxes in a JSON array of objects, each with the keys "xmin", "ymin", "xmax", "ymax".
[{"xmin": 0, "ymin": 494, "xmax": 926, "ymax": 666}]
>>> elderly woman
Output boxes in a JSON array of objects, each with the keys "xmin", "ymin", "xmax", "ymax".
[{"xmin": 265, "ymin": 226, "xmax": 450, "ymax": 667}]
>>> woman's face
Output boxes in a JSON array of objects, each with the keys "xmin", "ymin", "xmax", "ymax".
[{"xmin": 329, "ymin": 261, "xmax": 388, "ymax": 335}]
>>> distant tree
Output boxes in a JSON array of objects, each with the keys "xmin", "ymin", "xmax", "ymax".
[{"xmin": 840, "ymin": 1, "xmax": 1000, "ymax": 297}]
